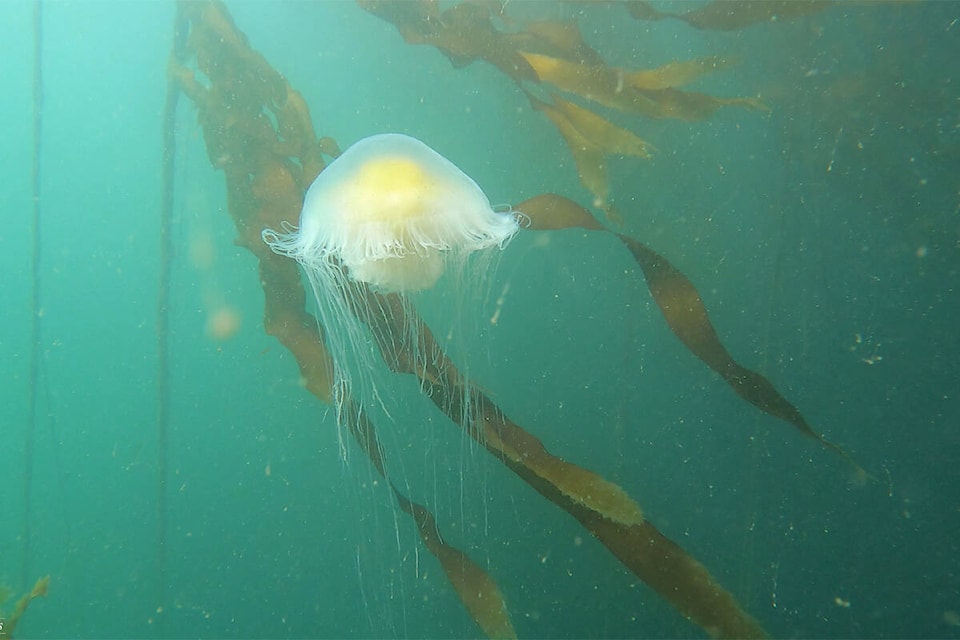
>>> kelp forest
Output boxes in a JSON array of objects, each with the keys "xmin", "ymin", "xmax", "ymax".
[{"xmin": 5, "ymin": 1, "xmax": 959, "ymax": 639}]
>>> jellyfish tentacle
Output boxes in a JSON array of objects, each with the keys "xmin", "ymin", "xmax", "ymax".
[
  {"xmin": 176, "ymin": 5, "xmax": 518, "ymax": 637},
  {"xmin": 358, "ymin": 279, "xmax": 765, "ymax": 639},
  {"xmin": 356, "ymin": 288, "xmax": 643, "ymax": 527},
  {"xmin": 251, "ymin": 149, "xmax": 519, "ymax": 640},
  {"xmin": 344, "ymin": 403, "xmax": 517, "ymax": 640},
  {"xmin": 392, "ymin": 492, "xmax": 516, "ymax": 640}
]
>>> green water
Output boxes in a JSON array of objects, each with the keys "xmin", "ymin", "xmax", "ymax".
[{"xmin": 1, "ymin": 2, "xmax": 958, "ymax": 638}]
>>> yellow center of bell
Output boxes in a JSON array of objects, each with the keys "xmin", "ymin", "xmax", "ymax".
[{"xmin": 348, "ymin": 156, "xmax": 435, "ymax": 224}]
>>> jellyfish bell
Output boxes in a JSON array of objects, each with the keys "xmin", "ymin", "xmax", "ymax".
[
  {"xmin": 270, "ymin": 132, "xmax": 519, "ymax": 293},
  {"xmin": 263, "ymin": 133, "xmax": 520, "ymax": 449}
]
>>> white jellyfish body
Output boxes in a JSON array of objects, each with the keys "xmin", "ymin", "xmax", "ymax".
[
  {"xmin": 266, "ymin": 133, "xmax": 518, "ymax": 292},
  {"xmin": 263, "ymin": 133, "xmax": 519, "ymax": 449}
]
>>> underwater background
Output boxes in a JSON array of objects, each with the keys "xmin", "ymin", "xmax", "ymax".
[{"xmin": 1, "ymin": 1, "xmax": 959, "ymax": 638}]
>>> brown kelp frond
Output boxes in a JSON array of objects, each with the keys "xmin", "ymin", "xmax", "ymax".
[
  {"xmin": 518, "ymin": 193, "xmax": 861, "ymax": 473},
  {"xmin": 361, "ymin": 0, "xmax": 767, "ymax": 214},
  {"xmin": 524, "ymin": 90, "xmax": 654, "ymax": 220},
  {"xmin": 348, "ymin": 278, "xmax": 768, "ymax": 636},
  {"xmin": 627, "ymin": 55, "xmax": 740, "ymax": 90},
  {"xmin": 0, "ymin": 576, "xmax": 50, "ymax": 639},
  {"xmin": 521, "ymin": 51, "xmax": 765, "ymax": 120}
]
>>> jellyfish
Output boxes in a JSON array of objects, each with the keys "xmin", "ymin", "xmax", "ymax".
[{"xmin": 262, "ymin": 133, "xmax": 520, "ymax": 451}]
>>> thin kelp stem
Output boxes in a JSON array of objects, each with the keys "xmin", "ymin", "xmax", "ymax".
[
  {"xmin": 156, "ymin": 4, "xmax": 190, "ymax": 617},
  {"xmin": 22, "ymin": 0, "xmax": 44, "ymax": 591}
]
